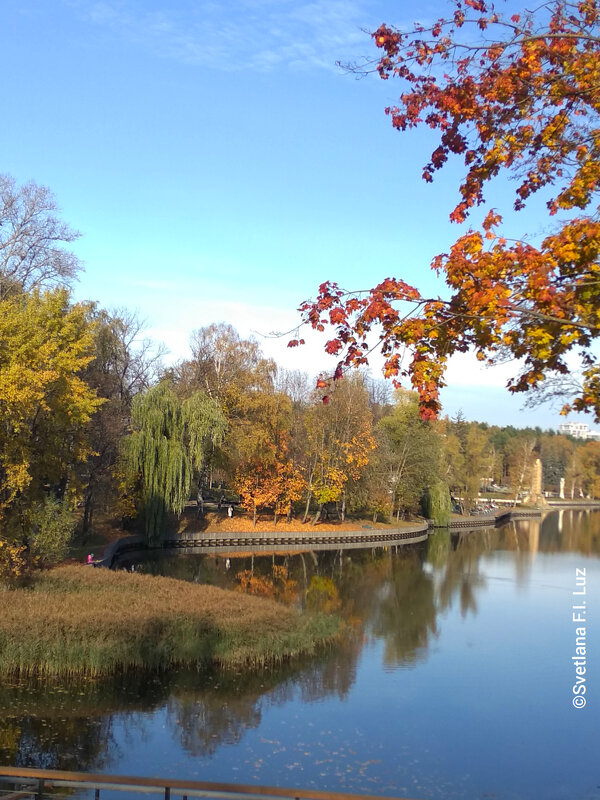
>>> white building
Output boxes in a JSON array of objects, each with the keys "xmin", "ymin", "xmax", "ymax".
[{"xmin": 558, "ymin": 422, "xmax": 600, "ymax": 441}]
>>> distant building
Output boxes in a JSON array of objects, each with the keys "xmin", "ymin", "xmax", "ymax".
[{"xmin": 558, "ymin": 422, "xmax": 600, "ymax": 441}]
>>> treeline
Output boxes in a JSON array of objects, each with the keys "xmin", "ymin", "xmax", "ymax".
[{"xmin": 1, "ymin": 175, "xmax": 600, "ymax": 575}]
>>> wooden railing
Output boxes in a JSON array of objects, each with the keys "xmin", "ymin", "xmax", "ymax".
[{"xmin": 0, "ymin": 767, "xmax": 420, "ymax": 800}]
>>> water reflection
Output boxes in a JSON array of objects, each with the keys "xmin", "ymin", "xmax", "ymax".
[
  {"xmin": 0, "ymin": 642, "xmax": 365, "ymax": 773},
  {"xmin": 372, "ymin": 552, "xmax": 437, "ymax": 666},
  {"xmin": 427, "ymin": 530, "xmax": 488, "ymax": 617},
  {"xmin": 1, "ymin": 510, "xmax": 599, "ymax": 797},
  {"xmin": 0, "ymin": 678, "xmax": 119, "ymax": 770},
  {"xmin": 166, "ymin": 638, "xmax": 363, "ymax": 758}
]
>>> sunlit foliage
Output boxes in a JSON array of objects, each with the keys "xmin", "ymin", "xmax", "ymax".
[
  {"xmin": 301, "ymin": 0, "xmax": 600, "ymax": 420},
  {"xmin": 125, "ymin": 382, "xmax": 226, "ymax": 544},
  {"xmin": 0, "ymin": 288, "xmax": 101, "ymax": 519}
]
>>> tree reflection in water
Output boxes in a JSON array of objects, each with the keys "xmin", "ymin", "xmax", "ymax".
[
  {"xmin": 371, "ymin": 552, "xmax": 438, "ymax": 666},
  {"xmin": 166, "ymin": 637, "xmax": 363, "ymax": 757},
  {"xmin": 429, "ymin": 530, "xmax": 489, "ymax": 618},
  {"xmin": 0, "ymin": 678, "xmax": 120, "ymax": 771},
  {"xmin": 3, "ymin": 511, "xmax": 598, "ymax": 777}
]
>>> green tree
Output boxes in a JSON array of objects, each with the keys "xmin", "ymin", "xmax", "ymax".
[
  {"xmin": 125, "ymin": 382, "xmax": 225, "ymax": 544},
  {"xmin": 422, "ymin": 481, "xmax": 452, "ymax": 527},
  {"xmin": 376, "ymin": 390, "xmax": 442, "ymax": 520},
  {"xmin": 24, "ymin": 496, "xmax": 76, "ymax": 568}
]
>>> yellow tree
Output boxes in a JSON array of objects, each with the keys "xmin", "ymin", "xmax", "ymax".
[
  {"xmin": 565, "ymin": 440, "xmax": 600, "ymax": 499},
  {"xmin": 505, "ymin": 436, "xmax": 538, "ymax": 504},
  {"xmin": 579, "ymin": 442, "xmax": 600, "ymax": 498},
  {"xmin": 0, "ymin": 288, "xmax": 101, "ymax": 550},
  {"xmin": 233, "ymin": 398, "xmax": 306, "ymax": 526},
  {"xmin": 273, "ymin": 459, "xmax": 306, "ymax": 523},
  {"xmin": 302, "ymin": 374, "xmax": 376, "ymax": 523},
  {"xmin": 174, "ymin": 323, "xmax": 278, "ymax": 488}
]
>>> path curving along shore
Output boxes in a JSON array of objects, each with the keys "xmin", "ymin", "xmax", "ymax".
[{"xmin": 97, "ymin": 508, "xmax": 551, "ymax": 569}]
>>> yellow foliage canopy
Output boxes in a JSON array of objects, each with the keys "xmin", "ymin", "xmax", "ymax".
[{"xmin": 0, "ymin": 288, "xmax": 101, "ymax": 512}]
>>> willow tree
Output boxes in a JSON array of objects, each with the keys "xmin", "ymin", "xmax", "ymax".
[
  {"xmin": 422, "ymin": 482, "xmax": 452, "ymax": 528},
  {"xmin": 126, "ymin": 383, "xmax": 226, "ymax": 544}
]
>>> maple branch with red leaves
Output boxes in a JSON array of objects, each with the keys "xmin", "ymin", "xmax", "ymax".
[{"xmin": 299, "ymin": 0, "xmax": 600, "ymax": 422}]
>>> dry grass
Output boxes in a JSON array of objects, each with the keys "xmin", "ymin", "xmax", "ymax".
[{"xmin": 0, "ymin": 565, "xmax": 341, "ymax": 677}]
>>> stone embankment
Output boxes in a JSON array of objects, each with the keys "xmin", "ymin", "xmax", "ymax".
[
  {"xmin": 96, "ymin": 506, "xmax": 565, "ymax": 568},
  {"xmin": 546, "ymin": 499, "xmax": 600, "ymax": 509},
  {"xmin": 438, "ymin": 508, "xmax": 543, "ymax": 530},
  {"xmin": 97, "ymin": 523, "xmax": 431, "ymax": 568}
]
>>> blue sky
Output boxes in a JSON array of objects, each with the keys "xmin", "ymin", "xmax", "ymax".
[{"xmin": 1, "ymin": 0, "xmax": 593, "ymax": 429}]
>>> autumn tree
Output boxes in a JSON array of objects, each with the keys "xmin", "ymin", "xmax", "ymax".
[
  {"xmin": 299, "ymin": 0, "xmax": 600, "ymax": 421},
  {"xmin": 174, "ymin": 323, "xmax": 277, "ymax": 486},
  {"xmin": 232, "ymin": 390, "xmax": 307, "ymax": 525},
  {"xmin": 578, "ymin": 442, "xmax": 600, "ymax": 497},
  {"xmin": 77, "ymin": 308, "xmax": 165, "ymax": 535},
  {"xmin": 235, "ymin": 458, "xmax": 305, "ymax": 525},
  {"xmin": 301, "ymin": 374, "xmax": 376, "ymax": 523},
  {"xmin": 374, "ymin": 390, "xmax": 442, "ymax": 520},
  {"xmin": 0, "ymin": 288, "xmax": 101, "ymax": 511},
  {"xmin": 0, "ymin": 287, "xmax": 101, "ymax": 559},
  {"xmin": 176, "ymin": 323, "xmax": 276, "ymax": 406},
  {"xmin": 505, "ymin": 436, "xmax": 538, "ymax": 503},
  {"xmin": 0, "ymin": 175, "xmax": 81, "ymax": 298},
  {"xmin": 274, "ymin": 368, "xmax": 312, "ymax": 405},
  {"xmin": 563, "ymin": 440, "xmax": 600, "ymax": 498}
]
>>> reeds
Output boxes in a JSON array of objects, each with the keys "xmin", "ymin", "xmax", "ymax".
[{"xmin": 0, "ymin": 566, "xmax": 341, "ymax": 677}]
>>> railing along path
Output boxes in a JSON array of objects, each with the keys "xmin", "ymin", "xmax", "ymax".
[{"xmin": 0, "ymin": 767, "xmax": 421, "ymax": 800}]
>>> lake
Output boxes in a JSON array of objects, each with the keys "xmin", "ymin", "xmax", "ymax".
[{"xmin": 1, "ymin": 509, "xmax": 598, "ymax": 800}]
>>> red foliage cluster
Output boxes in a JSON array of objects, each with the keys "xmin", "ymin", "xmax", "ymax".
[{"xmin": 296, "ymin": 0, "xmax": 600, "ymax": 421}]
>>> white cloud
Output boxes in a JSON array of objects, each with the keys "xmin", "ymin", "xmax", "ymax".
[
  {"xmin": 65, "ymin": 0, "xmax": 386, "ymax": 72},
  {"xmin": 143, "ymin": 294, "xmax": 336, "ymax": 377},
  {"xmin": 444, "ymin": 351, "xmax": 517, "ymax": 389}
]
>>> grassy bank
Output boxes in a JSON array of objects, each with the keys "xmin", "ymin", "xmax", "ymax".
[{"xmin": 0, "ymin": 566, "xmax": 341, "ymax": 677}]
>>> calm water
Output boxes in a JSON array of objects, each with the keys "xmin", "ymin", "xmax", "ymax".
[{"xmin": 1, "ymin": 510, "xmax": 599, "ymax": 800}]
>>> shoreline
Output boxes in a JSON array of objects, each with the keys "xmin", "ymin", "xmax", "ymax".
[
  {"xmin": 96, "ymin": 506, "xmax": 575, "ymax": 567},
  {"xmin": 85, "ymin": 502, "xmax": 600, "ymax": 565}
]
